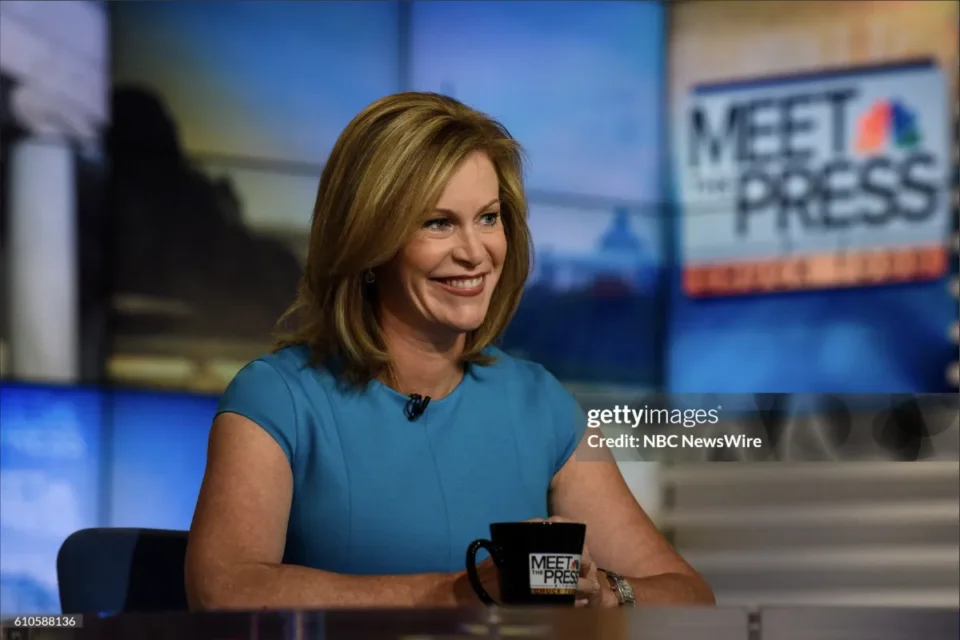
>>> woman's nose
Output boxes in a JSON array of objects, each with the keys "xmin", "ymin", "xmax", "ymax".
[{"xmin": 452, "ymin": 229, "xmax": 486, "ymax": 266}]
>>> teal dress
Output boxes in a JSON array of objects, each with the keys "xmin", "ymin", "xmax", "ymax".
[{"xmin": 216, "ymin": 344, "xmax": 587, "ymax": 574}]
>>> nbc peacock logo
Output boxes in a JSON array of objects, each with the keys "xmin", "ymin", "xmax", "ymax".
[{"xmin": 855, "ymin": 98, "xmax": 922, "ymax": 154}]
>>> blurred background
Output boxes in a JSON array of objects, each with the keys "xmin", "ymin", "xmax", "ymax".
[{"xmin": 0, "ymin": 0, "xmax": 958, "ymax": 616}]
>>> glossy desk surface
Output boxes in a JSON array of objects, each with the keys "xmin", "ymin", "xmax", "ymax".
[{"xmin": 5, "ymin": 606, "xmax": 958, "ymax": 640}]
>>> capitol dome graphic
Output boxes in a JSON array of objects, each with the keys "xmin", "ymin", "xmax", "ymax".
[{"xmin": 533, "ymin": 207, "xmax": 656, "ymax": 293}]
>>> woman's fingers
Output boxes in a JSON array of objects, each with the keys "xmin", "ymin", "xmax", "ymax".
[
  {"xmin": 578, "ymin": 577, "xmax": 608, "ymax": 608},
  {"xmin": 575, "ymin": 544, "xmax": 595, "ymax": 578},
  {"xmin": 526, "ymin": 517, "xmax": 603, "ymax": 607},
  {"xmin": 576, "ymin": 577, "xmax": 600, "ymax": 597}
]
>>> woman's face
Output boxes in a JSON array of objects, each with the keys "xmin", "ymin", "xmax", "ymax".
[{"xmin": 378, "ymin": 151, "xmax": 507, "ymax": 339}]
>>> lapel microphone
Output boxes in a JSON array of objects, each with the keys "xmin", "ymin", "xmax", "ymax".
[{"xmin": 403, "ymin": 393, "xmax": 431, "ymax": 421}]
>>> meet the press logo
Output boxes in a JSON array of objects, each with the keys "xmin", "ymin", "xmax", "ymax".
[{"xmin": 528, "ymin": 553, "xmax": 580, "ymax": 595}]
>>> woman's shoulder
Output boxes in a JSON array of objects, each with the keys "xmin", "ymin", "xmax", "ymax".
[
  {"xmin": 218, "ymin": 346, "xmax": 348, "ymax": 460},
  {"xmin": 227, "ymin": 344, "xmax": 342, "ymax": 399},
  {"xmin": 250, "ymin": 343, "xmax": 318, "ymax": 373},
  {"xmin": 478, "ymin": 347, "xmax": 571, "ymax": 401}
]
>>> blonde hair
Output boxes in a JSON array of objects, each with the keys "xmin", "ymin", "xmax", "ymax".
[{"xmin": 275, "ymin": 92, "xmax": 532, "ymax": 386}]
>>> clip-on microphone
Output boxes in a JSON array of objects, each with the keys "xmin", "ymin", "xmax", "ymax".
[{"xmin": 403, "ymin": 393, "xmax": 431, "ymax": 421}]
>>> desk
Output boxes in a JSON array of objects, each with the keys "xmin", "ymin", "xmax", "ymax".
[
  {"xmin": 4, "ymin": 606, "xmax": 957, "ymax": 640},
  {"xmin": 5, "ymin": 607, "xmax": 747, "ymax": 640},
  {"xmin": 759, "ymin": 606, "xmax": 959, "ymax": 640}
]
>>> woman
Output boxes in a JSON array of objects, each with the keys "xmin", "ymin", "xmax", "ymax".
[{"xmin": 185, "ymin": 92, "xmax": 714, "ymax": 609}]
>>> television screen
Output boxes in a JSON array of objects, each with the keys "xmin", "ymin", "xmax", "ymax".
[
  {"xmin": 108, "ymin": 0, "xmax": 401, "ymax": 392},
  {"xmin": 0, "ymin": 382, "xmax": 105, "ymax": 615},
  {"xmin": 0, "ymin": 0, "xmax": 109, "ymax": 383},
  {"xmin": 108, "ymin": 389, "xmax": 218, "ymax": 529},
  {"xmin": 409, "ymin": 0, "xmax": 667, "ymax": 388},
  {"xmin": 0, "ymin": 0, "xmax": 107, "ymax": 141},
  {"xmin": 667, "ymin": 0, "xmax": 958, "ymax": 393}
]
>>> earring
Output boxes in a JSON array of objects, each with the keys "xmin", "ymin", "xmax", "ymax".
[{"xmin": 363, "ymin": 269, "xmax": 376, "ymax": 284}]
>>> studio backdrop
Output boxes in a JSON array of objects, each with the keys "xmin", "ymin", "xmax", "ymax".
[
  {"xmin": 666, "ymin": 0, "xmax": 958, "ymax": 393},
  {"xmin": 109, "ymin": 0, "xmax": 667, "ymax": 394},
  {"xmin": 0, "ymin": 0, "xmax": 108, "ymax": 616}
]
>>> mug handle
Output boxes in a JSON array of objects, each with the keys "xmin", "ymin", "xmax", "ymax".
[{"xmin": 465, "ymin": 539, "xmax": 500, "ymax": 605}]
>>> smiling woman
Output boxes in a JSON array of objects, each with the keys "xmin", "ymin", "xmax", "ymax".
[
  {"xmin": 184, "ymin": 92, "xmax": 712, "ymax": 611},
  {"xmin": 377, "ymin": 154, "xmax": 508, "ymax": 368},
  {"xmin": 273, "ymin": 92, "xmax": 531, "ymax": 389}
]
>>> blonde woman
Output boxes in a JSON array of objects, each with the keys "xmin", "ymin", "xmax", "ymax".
[{"xmin": 185, "ymin": 92, "xmax": 713, "ymax": 610}]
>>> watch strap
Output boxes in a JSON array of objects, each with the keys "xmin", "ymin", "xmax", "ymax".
[{"xmin": 599, "ymin": 568, "xmax": 636, "ymax": 606}]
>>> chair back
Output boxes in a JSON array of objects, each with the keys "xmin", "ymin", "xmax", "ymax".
[{"xmin": 57, "ymin": 528, "xmax": 189, "ymax": 614}]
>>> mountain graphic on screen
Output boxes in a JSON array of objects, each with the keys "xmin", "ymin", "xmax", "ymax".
[{"xmin": 855, "ymin": 99, "xmax": 921, "ymax": 154}]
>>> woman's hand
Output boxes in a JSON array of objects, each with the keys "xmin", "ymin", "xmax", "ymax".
[
  {"xmin": 573, "ymin": 535, "xmax": 604, "ymax": 607},
  {"xmin": 530, "ymin": 517, "xmax": 615, "ymax": 607}
]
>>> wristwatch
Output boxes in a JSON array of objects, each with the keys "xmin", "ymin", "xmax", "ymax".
[{"xmin": 599, "ymin": 568, "xmax": 636, "ymax": 606}]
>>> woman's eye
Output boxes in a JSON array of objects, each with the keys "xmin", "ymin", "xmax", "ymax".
[
  {"xmin": 423, "ymin": 218, "xmax": 452, "ymax": 231},
  {"xmin": 479, "ymin": 213, "xmax": 500, "ymax": 226}
]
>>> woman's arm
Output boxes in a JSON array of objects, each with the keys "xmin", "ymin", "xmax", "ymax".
[
  {"xmin": 189, "ymin": 562, "xmax": 460, "ymax": 610},
  {"xmin": 548, "ymin": 433, "xmax": 715, "ymax": 606},
  {"xmin": 185, "ymin": 413, "xmax": 466, "ymax": 610}
]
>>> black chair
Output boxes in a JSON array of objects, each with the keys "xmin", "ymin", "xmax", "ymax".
[{"xmin": 57, "ymin": 528, "xmax": 190, "ymax": 614}]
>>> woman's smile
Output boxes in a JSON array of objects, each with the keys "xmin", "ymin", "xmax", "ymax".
[{"xmin": 431, "ymin": 275, "xmax": 486, "ymax": 296}]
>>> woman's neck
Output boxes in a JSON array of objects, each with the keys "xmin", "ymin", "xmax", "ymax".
[{"xmin": 378, "ymin": 312, "xmax": 465, "ymax": 399}]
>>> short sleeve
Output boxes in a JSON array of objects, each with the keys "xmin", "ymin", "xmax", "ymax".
[
  {"xmin": 543, "ymin": 369, "xmax": 588, "ymax": 474},
  {"xmin": 217, "ymin": 359, "xmax": 298, "ymax": 465}
]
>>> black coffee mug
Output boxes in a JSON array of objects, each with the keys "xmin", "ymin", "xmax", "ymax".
[{"xmin": 465, "ymin": 521, "xmax": 586, "ymax": 605}]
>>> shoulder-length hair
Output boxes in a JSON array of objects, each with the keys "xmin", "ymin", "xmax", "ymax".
[{"xmin": 275, "ymin": 92, "xmax": 532, "ymax": 386}]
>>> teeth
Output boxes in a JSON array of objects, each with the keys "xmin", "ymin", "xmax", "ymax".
[{"xmin": 441, "ymin": 277, "xmax": 482, "ymax": 289}]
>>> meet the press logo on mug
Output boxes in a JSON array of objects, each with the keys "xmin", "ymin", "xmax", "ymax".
[{"xmin": 528, "ymin": 553, "xmax": 581, "ymax": 594}]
